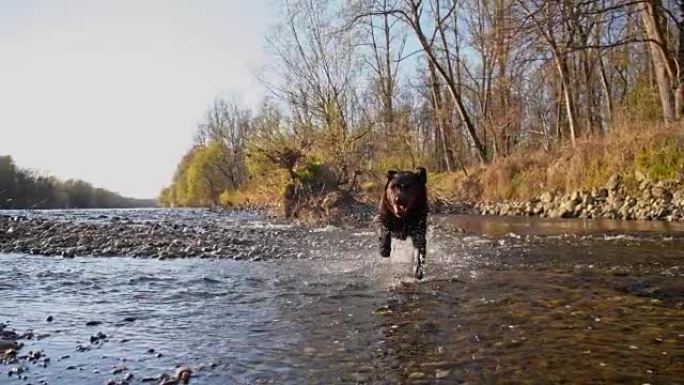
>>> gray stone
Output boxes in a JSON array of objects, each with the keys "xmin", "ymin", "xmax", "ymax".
[
  {"xmin": 539, "ymin": 191, "xmax": 554, "ymax": 204},
  {"xmin": 435, "ymin": 369, "xmax": 450, "ymax": 379},
  {"xmin": 408, "ymin": 372, "xmax": 426, "ymax": 380},
  {"xmin": 594, "ymin": 188, "xmax": 609, "ymax": 200},
  {"xmin": 651, "ymin": 186, "xmax": 673, "ymax": 202},
  {"xmin": 607, "ymin": 174, "xmax": 622, "ymax": 192},
  {"xmin": 570, "ymin": 190, "xmax": 582, "ymax": 204}
]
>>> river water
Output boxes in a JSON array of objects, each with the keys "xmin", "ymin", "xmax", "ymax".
[{"xmin": 1, "ymin": 209, "xmax": 683, "ymax": 384}]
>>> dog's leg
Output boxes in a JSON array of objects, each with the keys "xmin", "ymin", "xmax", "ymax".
[
  {"xmin": 412, "ymin": 231, "xmax": 426, "ymax": 280},
  {"xmin": 378, "ymin": 226, "xmax": 392, "ymax": 258}
]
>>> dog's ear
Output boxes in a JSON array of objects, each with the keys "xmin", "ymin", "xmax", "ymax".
[
  {"xmin": 386, "ymin": 170, "xmax": 398, "ymax": 181},
  {"xmin": 415, "ymin": 167, "xmax": 427, "ymax": 185}
]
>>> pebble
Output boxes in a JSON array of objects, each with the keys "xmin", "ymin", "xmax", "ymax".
[
  {"xmin": 0, "ymin": 210, "xmax": 373, "ymax": 261},
  {"xmin": 408, "ymin": 372, "xmax": 426, "ymax": 379},
  {"xmin": 435, "ymin": 369, "xmax": 450, "ymax": 379}
]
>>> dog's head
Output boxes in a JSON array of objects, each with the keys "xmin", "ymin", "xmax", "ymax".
[{"xmin": 384, "ymin": 167, "xmax": 427, "ymax": 218}]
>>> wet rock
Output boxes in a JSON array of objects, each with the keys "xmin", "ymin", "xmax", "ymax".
[
  {"xmin": 159, "ymin": 378, "xmax": 178, "ymax": 385},
  {"xmin": 111, "ymin": 366, "xmax": 128, "ymax": 375},
  {"xmin": 61, "ymin": 248, "xmax": 76, "ymax": 258},
  {"xmin": 85, "ymin": 321, "xmax": 103, "ymax": 326},
  {"xmin": 7, "ymin": 365, "xmax": 26, "ymax": 376},
  {"xmin": 175, "ymin": 366, "xmax": 192, "ymax": 384},
  {"xmin": 2, "ymin": 348, "xmax": 18, "ymax": 363},
  {"xmin": 435, "ymin": 369, "xmax": 450, "ymax": 379},
  {"xmin": 0, "ymin": 340, "xmax": 20, "ymax": 351},
  {"xmin": 408, "ymin": 372, "xmax": 426, "ymax": 380},
  {"xmin": 90, "ymin": 332, "xmax": 107, "ymax": 343},
  {"xmin": 75, "ymin": 344, "xmax": 91, "ymax": 352},
  {"xmin": 559, "ymin": 200, "xmax": 577, "ymax": 218}
]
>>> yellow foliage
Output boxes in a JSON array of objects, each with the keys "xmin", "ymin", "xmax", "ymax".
[{"xmin": 160, "ymin": 140, "xmax": 240, "ymax": 207}]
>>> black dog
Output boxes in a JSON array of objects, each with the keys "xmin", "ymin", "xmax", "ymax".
[{"xmin": 377, "ymin": 167, "xmax": 428, "ymax": 280}]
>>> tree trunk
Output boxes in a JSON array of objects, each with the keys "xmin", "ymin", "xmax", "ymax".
[
  {"xmin": 555, "ymin": 80, "xmax": 564, "ymax": 143},
  {"xmin": 598, "ymin": 52, "xmax": 613, "ymax": 126},
  {"xmin": 427, "ymin": 61, "xmax": 454, "ymax": 172},
  {"xmin": 676, "ymin": 1, "xmax": 684, "ymax": 119},
  {"xmin": 407, "ymin": 3, "xmax": 488, "ymax": 163},
  {"xmin": 641, "ymin": 0, "xmax": 677, "ymax": 122},
  {"xmin": 582, "ymin": 48, "xmax": 596, "ymax": 136},
  {"xmin": 554, "ymin": 53, "xmax": 578, "ymax": 146}
]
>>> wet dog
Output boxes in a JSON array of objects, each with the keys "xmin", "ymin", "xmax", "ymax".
[{"xmin": 377, "ymin": 167, "xmax": 428, "ymax": 279}]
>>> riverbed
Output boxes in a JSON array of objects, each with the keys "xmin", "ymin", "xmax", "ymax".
[{"xmin": 1, "ymin": 209, "xmax": 683, "ymax": 384}]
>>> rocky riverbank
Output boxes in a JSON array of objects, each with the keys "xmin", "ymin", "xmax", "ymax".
[
  {"xmin": 2, "ymin": 173, "xmax": 682, "ymax": 262},
  {"xmin": 474, "ymin": 174, "xmax": 684, "ymax": 221},
  {"xmin": 0, "ymin": 209, "xmax": 377, "ymax": 260}
]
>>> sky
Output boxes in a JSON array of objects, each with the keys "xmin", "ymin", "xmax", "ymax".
[{"xmin": 0, "ymin": 0, "xmax": 276, "ymax": 199}]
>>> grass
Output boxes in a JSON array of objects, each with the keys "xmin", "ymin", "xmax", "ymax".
[
  {"xmin": 429, "ymin": 121, "xmax": 684, "ymax": 202},
  {"xmin": 223, "ymin": 121, "xmax": 684, "ymax": 214}
]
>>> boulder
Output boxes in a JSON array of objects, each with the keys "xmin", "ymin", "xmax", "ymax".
[
  {"xmin": 651, "ymin": 186, "xmax": 673, "ymax": 202},
  {"xmin": 570, "ymin": 190, "xmax": 582, "ymax": 204},
  {"xmin": 594, "ymin": 188, "xmax": 609, "ymax": 200},
  {"xmin": 673, "ymin": 190, "xmax": 684, "ymax": 207},
  {"xmin": 606, "ymin": 174, "xmax": 622, "ymax": 192},
  {"xmin": 559, "ymin": 200, "xmax": 577, "ymax": 218},
  {"xmin": 539, "ymin": 191, "xmax": 554, "ymax": 204}
]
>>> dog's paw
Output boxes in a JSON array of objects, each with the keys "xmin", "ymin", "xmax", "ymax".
[
  {"xmin": 414, "ymin": 266, "xmax": 424, "ymax": 280},
  {"xmin": 380, "ymin": 248, "xmax": 391, "ymax": 258}
]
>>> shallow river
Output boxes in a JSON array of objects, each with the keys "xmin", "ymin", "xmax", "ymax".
[{"xmin": 1, "ymin": 209, "xmax": 683, "ymax": 384}]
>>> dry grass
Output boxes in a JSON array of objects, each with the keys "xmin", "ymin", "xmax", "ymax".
[
  {"xmin": 430, "ymin": 121, "xmax": 684, "ymax": 202},
  {"xmin": 224, "ymin": 121, "xmax": 684, "ymax": 212},
  {"xmin": 219, "ymin": 171, "xmax": 289, "ymax": 212}
]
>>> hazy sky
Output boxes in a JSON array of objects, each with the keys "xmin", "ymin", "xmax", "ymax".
[{"xmin": 0, "ymin": 0, "xmax": 275, "ymax": 198}]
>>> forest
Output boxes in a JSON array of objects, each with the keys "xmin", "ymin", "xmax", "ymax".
[
  {"xmin": 0, "ymin": 155, "xmax": 155, "ymax": 209},
  {"xmin": 160, "ymin": 0, "xmax": 684, "ymax": 211}
]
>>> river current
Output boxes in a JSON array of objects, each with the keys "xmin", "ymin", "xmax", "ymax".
[{"xmin": 1, "ymin": 209, "xmax": 683, "ymax": 384}]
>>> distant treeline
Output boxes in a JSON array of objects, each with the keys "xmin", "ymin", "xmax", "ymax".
[{"xmin": 0, "ymin": 155, "xmax": 155, "ymax": 209}]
